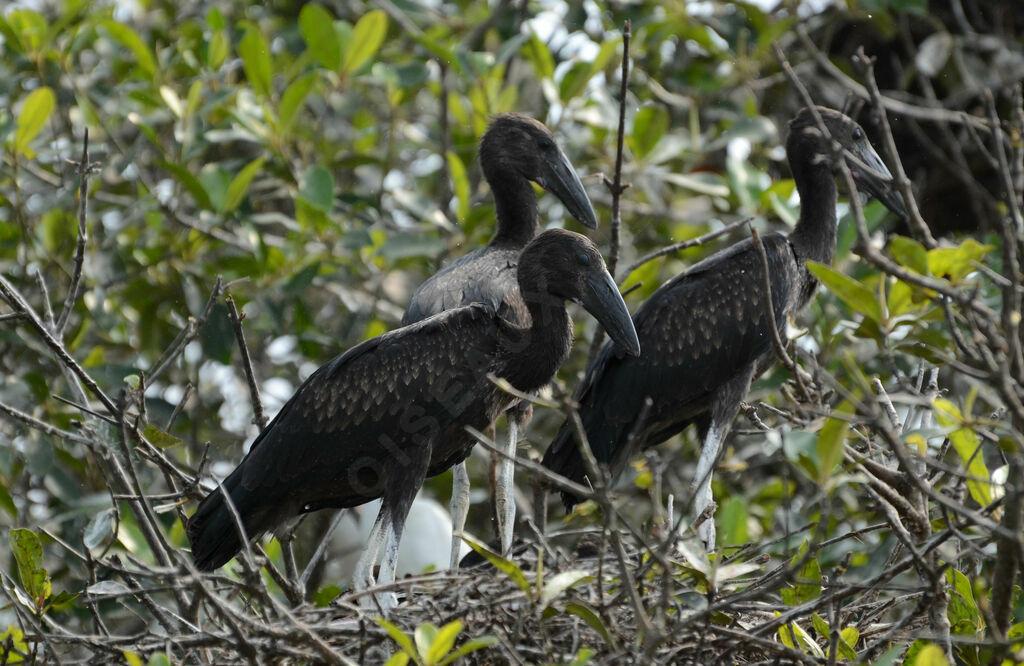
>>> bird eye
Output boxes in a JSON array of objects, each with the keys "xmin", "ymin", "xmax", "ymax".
[
  {"xmin": 538, "ymin": 136, "xmax": 555, "ymax": 151},
  {"xmin": 576, "ymin": 252, "xmax": 591, "ymax": 266},
  {"xmin": 852, "ymin": 128, "xmax": 864, "ymax": 141}
]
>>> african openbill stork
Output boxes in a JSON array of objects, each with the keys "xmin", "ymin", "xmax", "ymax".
[
  {"xmin": 541, "ymin": 107, "xmax": 907, "ymax": 550},
  {"xmin": 187, "ymin": 229, "xmax": 640, "ymax": 609},
  {"xmin": 404, "ymin": 113, "xmax": 599, "ymax": 563}
]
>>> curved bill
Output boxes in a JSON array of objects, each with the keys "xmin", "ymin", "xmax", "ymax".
[
  {"xmin": 578, "ymin": 268, "xmax": 641, "ymax": 357},
  {"xmin": 536, "ymin": 148, "xmax": 599, "ymax": 229},
  {"xmin": 846, "ymin": 142, "xmax": 907, "ymax": 220}
]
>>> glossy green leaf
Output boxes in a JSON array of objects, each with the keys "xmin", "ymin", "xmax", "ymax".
[
  {"xmin": 414, "ymin": 622, "xmax": 438, "ymax": 662},
  {"xmin": 807, "ymin": 260, "xmax": 881, "ymax": 322},
  {"xmin": 101, "ymin": 20, "xmax": 158, "ymax": 78},
  {"xmin": 10, "ymin": 528, "xmax": 50, "ymax": 604},
  {"xmin": 160, "ymin": 160, "xmax": 214, "ymax": 211},
  {"xmin": 927, "ymin": 239, "xmax": 992, "ymax": 284},
  {"xmin": 446, "ymin": 150, "xmax": 469, "ymax": 223},
  {"xmin": 911, "ymin": 643, "xmax": 951, "ymax": 666},
  {"xmin": 816, "ymin": 411, "xmax": 850, "ymax": 485},
  {"xmin": 383, "ymin": 653, "xmax": 409, "ymax": 666},
  {"xmin": 143, "ymin": 423, "xmax": 182, "ymax": 448},
  {"xmin": 632, "ymin": 105, "xmax": 669, "ymax": 159},
  {"xmin": 280, "ymin": 72, "xmax": 318, "ymax": 132},
  {"xmin": 300, "ymin": 165, "xmax": 334, "ymax": 213},
  {"xmin": 437, "ymin": 635, "xmax": 498, "ymax": 665},
  {"xmin": 522, "ymin": 32, "xmax": 555, "ymax": 80},
  {"xmin": 933, "ymin": 398, "xmax": 992, "ymax": 506},
  {"xmin": 1, "ymin": 9, "xmax": 47, "ymax": 55},
  {"xmin": 239, "ymin": 28, "xmax": 273, "ymax": 98},
  {"xmin": 889, "ymin": 235, "xmax": 929, "ymax": 275},
  {"xmin": 375, "ymin": 618, "xmax": 416, "ymax": 656},
  {"xmin": 717, "ymin": 496, "xmax": 748, "ymax": 546},
  {"xmin": 540, "ymin": 570, "xmax": 594, "ymax": 608},
  {"xmin": 461, "ymin": 535, "xmax": 530, "ymax": 593},
  {"xmin": 0, "ymin": 484, "xmax": 16, "ymax": 519},
  {"xmin": 342, "ymin": 10, "xmax": 387, "ymax": 75},
  {"xmin": 13, "ymin": 86, "xmax": 55, "ymax": 156},
  {"xmin": 300, "ymin": 4, "xmax": 341, "ymax": 70},
  {"xmin": 425, "ymin": 620, "xmax": 462, "ymax": 664},
  {"xmin": 222, "ymin": 157, "xmax": 265, "ymax": 213}
]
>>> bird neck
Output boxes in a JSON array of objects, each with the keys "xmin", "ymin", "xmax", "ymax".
[
  {"xmin": 497, "ymin": 292, "xmax": 572, "ymax": 393},
  {"xmin": 788, "ymin": 159, "xmax": 838, "ymax": 266},
  {"xmin": 489, "ymin": 175, "xmax": 539, "ymax": 247}
]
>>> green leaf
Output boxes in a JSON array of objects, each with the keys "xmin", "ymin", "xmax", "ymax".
[
  {"xmin": 312, "ymin": 584, "xmax": 341, "ymax": 607},
  {"xmin": 461, "ymin": 535, "xmax": 530, "ymax": 593},
  {"xmin": 927, "ymin": 239, "xmax": 992, "ymax": 284},
  {"xmin": 413, "ymin": 622, "xmax": 438, "ymax": 663},
  {"xmin": 300, "ymin": 4, "xmax": 342, "ymax": 70},
  {"xmin": 889, "ymin": 235, "xmax": 929, "ymax": 275},
  {"xmin": 299, "ymin": 165, "xmax": 334, "ymax": 213},
  {"xmin": 933, "ymin": 398, "xmax": 992, "ymax": 506},
  {"xmin": 124, "ymin": 651, "xmax": 145, "ymax": 666},
  {"xmin": 1, "ymin": 625, "xmax": 28, "ymax": 663},
  {"xmin": 13, "ymin": 86, "xmax": 55, "ymax": 157},
  {"xmin": 717, "ymin": 496, "xmax": 748, "ymax": 547},
  {"xmin": 239, "ymin": 27, "xmax": 273, "ymax": 98},
  {"xmin": 564, "ymin": 602, "xmax": 612, "ymax": 643},
  {"xmin": 159, "ymin": 160, "xmax": 214, "ymax": 211},
  {"xmin": 632, "ymin": 105, "xmax": 669, "ymax": 159},
  {"xmin": 101, "ymin": 21, "xmax": 158, "ymax": 78},
  {"xmin": 816, "ymin": 411, "xmax": 850, "ymax": 485},
  {"xmin": 280, "ymin": 72, "xmax": 318, "ymax": 132},
  {"xmin": 437, "ymin": 636, "xmax": 498, "ymax": 665},
  {"xmin": 807, "ymin": 260, "xmax": 881, "ymax": 323},
  {"xmin": 375, "ymin": 618, "xmax": 416, "ymax": 658},
  {"xmin": 521, "ymin": 32, "xmax": 555, "ymax": 80},
  {"xmin": 9, "ymin": 528, "xmax": 50, "ymax": 605},
  {"xmin": 0, "ymin": 483, "xmax": 16, "ymax": 519},
  {"xmin": 911, "ymin": 643, "xmax": 950, "ymax": 666},
  {"xmin": 383, "ymin": 653, "xmax": 410, "ymax": 666},
  {"xmin": 143, "ymin": 423, "xmax": 182, "ymax": 448},
  {"xmin": 1, "ymin": 9, "xmax": 47, "ymax": 55},
  {"xmin": 342, "ymin": 10, "xmax": 387, "ymax": 75},
  {"xmin": 540, "ymin": 570, "xmax": 594, "ymax": 608},
  {"xmin": 425, "ymin": 620, "xmax": 462, "ymax": 664},
  {"xmin": 222, "ymin": 157, "xmax": 265, "ymax": 213},
  {"xmin": 446, "ymin": 150, "xmax": 469, "ymax": 223}
]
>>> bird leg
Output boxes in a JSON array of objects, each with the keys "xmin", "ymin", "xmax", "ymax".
[
  {"xmin": 352, "ymin": 502, "xmax": 392, "ymax": 608},
  {"xmin": 495, "ymin": 415, "xmax": 518, "ymax": 556},
  {"xmin": 692, "ymin": 419, "xmax": 727, "ymax": 552},
  {"xmin": 449, "ymin": 461, "xmax": 470, "ymax": 568}
]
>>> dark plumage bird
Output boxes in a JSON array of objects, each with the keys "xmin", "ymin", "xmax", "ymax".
[
  {"xmin": 403, "ymin": 113, "xmax": 599, "ymax": 562},
  {"xmin": 541, "ymin": 107, "xmax": 907, "ymax": 550},
  {"xmin": 188, "ymin": 229, "xmax": 640, "ymax": 608}
]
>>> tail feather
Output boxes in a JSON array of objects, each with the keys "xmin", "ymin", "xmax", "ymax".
[
  {"xmin": 541, "ymin": 423, "xmax": 589, "ymax": 511},
  {"xmin": 187, "ymin": 468, "xmax": 273, "ymax": 571}
]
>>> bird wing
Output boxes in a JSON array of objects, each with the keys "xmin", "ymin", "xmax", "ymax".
[
  {"xmin": 403, "ymin": 247, "xmax": 521, "ymax": 324},
  {"xmin": 238, "ymin": 303, "xmax": 500, "ymax": 506},
  {"xmin": 547, "ymin": 233, "xmax": 799, "ymax": 477}
]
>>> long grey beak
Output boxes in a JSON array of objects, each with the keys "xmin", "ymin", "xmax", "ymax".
[
  {"xmin": 846, "ymin": 142, "xmax": 907, "ymax": 220},
  {"xmin": 536, "ymin": 149, "xmax": 599, "ymax": 229},
  {"xmin": 579, "ymin": 268, "xmax": 641, "ymax": 357}
]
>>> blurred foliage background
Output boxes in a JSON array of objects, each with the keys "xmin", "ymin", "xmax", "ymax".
[{"xmin": 1, "ymin": 0, "xmax": 1023, "ymax": 663}]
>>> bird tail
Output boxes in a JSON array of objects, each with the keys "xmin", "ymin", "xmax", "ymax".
[
  {"xmin": 187, "ymin": 467, "xmax": 274, "ymax": 571},
  {"xmin": 541, "ymin": 422, "xmax": 590, "ymax": 511}
]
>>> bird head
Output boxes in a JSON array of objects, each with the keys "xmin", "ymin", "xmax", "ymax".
[
  {"xmin": 480, "ymin": 114, "xmax": 599, "ymax": 229},
  {"xmin": 788, "ymin": 107, "xmax": 908, "ymax": 219},
  {"xmin": 517, "ymin": 229, "xmax": 640, "ymax": 357}
]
